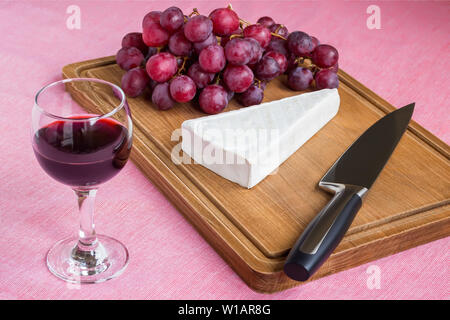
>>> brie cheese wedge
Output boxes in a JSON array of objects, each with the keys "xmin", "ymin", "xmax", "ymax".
[{"xmin": 181, "ymin": 88, "xmax": 340, "ymax": 188}]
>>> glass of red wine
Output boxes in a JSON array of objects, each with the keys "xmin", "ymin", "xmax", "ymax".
[{"xmin": 32, "ymin": 78, "xmax": 133, "ymax": 283}]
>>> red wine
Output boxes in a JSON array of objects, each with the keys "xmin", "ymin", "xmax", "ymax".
[{"xmin": 33, "ymin": 116, "xmax": 131, "ymax": 187}]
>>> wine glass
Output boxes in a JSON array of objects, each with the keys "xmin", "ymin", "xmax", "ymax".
[{"xmin": 32, "ymin": 78, "xmax": 133, "ymax": 283}]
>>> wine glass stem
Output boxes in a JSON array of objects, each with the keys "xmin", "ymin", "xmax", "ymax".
[{"xmin": 74, "ymin": 188, "xmax": 98, "ymax": 251}]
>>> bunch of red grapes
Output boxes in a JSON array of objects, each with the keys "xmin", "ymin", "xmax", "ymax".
[{"xmin": 116, "ymin": 6, "xmax": 339, "ymax": 114}]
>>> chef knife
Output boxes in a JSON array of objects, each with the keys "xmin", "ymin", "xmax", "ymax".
[{"xmin": 284, "ymin": 103, "xmax": 415, "ymax": 281}]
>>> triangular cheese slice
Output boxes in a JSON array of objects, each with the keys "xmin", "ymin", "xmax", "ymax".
[{"xmin": 182, "ymin": 88, "xmax": 340, "ymax": 188}]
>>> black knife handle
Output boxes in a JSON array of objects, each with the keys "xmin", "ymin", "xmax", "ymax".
[{"xmin": 284, "ymin": 183, "xmax": 367, "ymax": 281}]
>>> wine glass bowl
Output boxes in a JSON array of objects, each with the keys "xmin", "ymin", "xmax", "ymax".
[{"xmin": 32, "ymin": 78, "xmax": 132, "ymax": 283}]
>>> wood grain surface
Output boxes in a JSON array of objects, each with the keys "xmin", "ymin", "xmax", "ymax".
[{"xmin": 62, "ymin": 56, "xmax": 450, "ymax": 293}]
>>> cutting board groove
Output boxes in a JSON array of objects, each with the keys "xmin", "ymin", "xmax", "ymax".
[{"xmin": 63, "ymin": 56, "xmax": 450, "ymax": 293}]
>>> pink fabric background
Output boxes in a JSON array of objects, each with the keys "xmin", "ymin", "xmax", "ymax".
[{"xmin": 0, "ymin": 0, "xmax": 448, "ymax": 299}]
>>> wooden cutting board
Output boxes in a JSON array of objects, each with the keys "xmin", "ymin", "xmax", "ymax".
[{"xmin": 63, "ymin": 56, "xmax": 450, "ymax": 293}]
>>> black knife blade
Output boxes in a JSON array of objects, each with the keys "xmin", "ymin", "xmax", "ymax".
[{"xmin": 284, "ymin": 103, "xmax": 414, "ymax": 281}]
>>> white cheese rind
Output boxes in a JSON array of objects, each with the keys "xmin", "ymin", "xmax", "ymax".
[{"xmin": 181, "ymin": 88, "xmax": 340, "ymax": 188}]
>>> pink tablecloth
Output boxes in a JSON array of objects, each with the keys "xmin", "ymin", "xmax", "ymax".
[{"xmin": 0, "ymin": 0, "xmax": 448, "ymax": 300}]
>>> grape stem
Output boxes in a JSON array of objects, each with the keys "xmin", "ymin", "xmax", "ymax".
[
  {"xmin": 239, "ymin": 18, "xmax": 251, "ymax": 26},
  {"xmin": 295, "ymin": 57, "xmax": 318, "ymax": 72},
  {"xmin": 295, "ymin": 57, "xmax": 304, "ymax": 65},
  {"xmin": 189, "ymin": 8, "xmax": 200, "ymax": 17},
  {"xmin": 229, "ymin": 34, "xmax": 243, "ymax": 40},
  {"xmin": 177, "ymin": 56, "xmax": 189, "ymax": 75},
  {"xmin": 270, "ymin": 33, "xmax": 287, "ymax": 40},
  {"xmin": 214, "ymin": 72, "xmax": 221, "ymax": 85}
]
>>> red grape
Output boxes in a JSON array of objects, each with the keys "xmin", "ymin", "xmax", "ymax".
[
  {"xmin": 152, "ymin": 82, "xmax": 175, "ymax": 110},
  {"xmin": 199, "ymin": 44, "xmax": 226, "ymax": 73},
  {"xmin": 160, "ymin": 7, "xmax": 184, "ymax": 33},
  {"xmin": 169, "ymin": 75, "xmax": 196, "ymax": 102},
  {"xmin": 193, "ymin": 32, "xmax": 218, "ymax": 54},
  {"xmin": 199, "ymin": 85, "xmax": 228, "ymax": 114},
  {"xmin": 311, "ymin": 36, "xmax": 320, "ymax": 49},
  {"xmin": 121, "ymin": 32, "xmax": 148, "ymax": 55},
  {"xmin": 246, "ymin": 37, "xmax": 263, "ymax": 64},
  {"xmin": 243, "ymin": 24, "xmax": 271, "ymax": 48},
  {"xmin": 255, "ymin": 55, "xmax": 280, "ymax": 81},
  {"xmin": 315, "ymin": 69, "xmax": 339, "ymax": 89},
  {"xmin": 142, "ymin": 11, "xmax": 162, "ymax": 29},
  {"xmin": 168, "ymin": 30, "xmax": 192, "ymax": 56},
  {"xmin": 287, "ymin": 67, "xmax": 313, "ymax": 91},
  {"xmin": 187, "ymin": 63, "xmax": 215, "ymax": 89},
  {"xmin": 311, "ymin": 44, "xmax": 339, "ymax": 68},
  {"xmin": 145, "ymin": 46, "xmax": 158, "ymax": 61},
  {"xmin": 226, "ymin": 89, "xmax": 234, "ymax": 102},
  {"xmin": 209, "ymin": 8, "xmax": 240, "ymax": 36},
  {"xmin": 219, "ymin": 80, "xmax": 234, "ymax": 101},
  {"xmin": 176, "ymin": 56, "xmax": 184, "ymax": 68},
  {"xmin": 116, "ymin": 47, "xmax": 144, "ymax": 71},
  {"xmin": 304, "ymin": 36, "xmax": 320, "ymax": 58},
  {"xmin": 266, "ymin": 37, "xmax": 288, "ymax": 56},
  {"xmin": 329, "ymin": 62, "xmax": 339, "ymax": 73},
  {"xmin": 142, "ymin": 21, "xmax": 170, "ymax": 47},
  {"xmin": 184, "ymin": 15, "xmax": 213, "ymax": 43},
  {"xmin": 224, "ymin": 38, "xmax": 252, "ymax": 65},
  {"xmin": 269, "ymin": 24, "xmax": 289, "ymax": 39},
  {"xmin": 257, "ymin": 16, "xmax": 275, "ymax": 29},
  {"xmin": 264, "ymin": 51, "xmax": 287, "ymax": 73},
  {"xmin": 121, "ymin": 67, "xmax": 150, "ymax": 97},
  {"xmin": 148, "ymin": 78, "xmax": 158, "ymax": 92},
  {"xmin": 223, "ymin": 64, "xmax": 254, "ymax": 93},
  {"xmin": 146, "ymin": 52, "xmax": 178, "ymax": 83},
  {"xmin": 287, "ymin": 31, "xmax": 314, "ymax": 56},
  {"xmin": 238, "ymin": 85, "xmax": 264, "ymax": 107}
]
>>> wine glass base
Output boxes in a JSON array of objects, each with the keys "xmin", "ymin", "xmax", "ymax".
[{"xmin": 46, "ymin": 234, "xmax": 129, "ymax": 284}]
